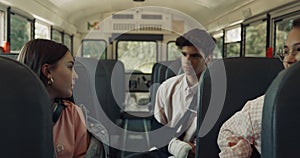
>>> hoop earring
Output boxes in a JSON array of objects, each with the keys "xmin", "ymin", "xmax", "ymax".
[{"xmin": 47, "ymin": 78, "xmax": 54, "ymax": 86}]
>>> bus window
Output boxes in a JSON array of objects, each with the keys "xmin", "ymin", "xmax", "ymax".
[
  {"xmin": 274, "ymin": 18, "xmax": 294, "ymax": 55},
  {"xmin": 245, "ymin": 21, "xmax": 267, "ymax": 57},
  {"xmin": 117, "ymin": 40, "xmax": 156, "ymax": 112},
  {"xmin": 225, "ymin": 26, "xmax": 241, "ymax": 57},
  {"xmin": 81, "ymin": 39, "xmax": 106, "ymax": 59},
  {"xmin": 226, "ymin": 43, "xmax": 240, "ymax": 57},
  {"xmin": 0, "ymin": 10, "xmax": 4, "ymax": 46},
  {"xmin": 212, "ymin": 31, "xmax": 224, "ymax": 59},
  {"xmin": 64, "ymin": 34, "xmax": 72, "ymax": 51},
  {"xmin": 51, "ymin": 29, "xmax": 62, "ymax": 43},
  {"xmin": 117, "ymin": 41, "xmax": 156, "ymax": 73},
  {"xmin": 10, "ymin": 13, "xmax": 32, "ymax": 53},
  {"xmin": 35, "ymin": 21, "xmax": 50, "ymax": 39},
  {"xmin": 167, "ymin": 41, "xmax": 181, "ymax": 61}
]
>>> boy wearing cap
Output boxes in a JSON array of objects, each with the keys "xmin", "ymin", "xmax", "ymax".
[{"xmin": 126, "ymin": 28, "xmax": 216, "ymax": 158}]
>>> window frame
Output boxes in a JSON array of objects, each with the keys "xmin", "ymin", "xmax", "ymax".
[
  {"xmin": 224, "ymin": 25, "xmax": 242, "ymax": 57},
  {"xmin": 81, "ymin": 39, "xmax": 107, "ymax": 59}
]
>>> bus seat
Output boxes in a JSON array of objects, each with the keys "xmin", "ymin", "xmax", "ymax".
[
  {"xmin": 151, "ymin": 63, "xmax": 161, "ymax": 85},
  {"xmin": 0, "ymin": 56, "xmax": 53, "ymax": 157},
  {"xmin": 195, "ymin": 57, "xmax": 284, "ymax": 158},
  {"xmin": 73, "ymin": 58, "xmax": 101, "ymax": 121},
  {"xmin": 74, "ymin": 58, "xmax": 125, "ymax": 128},
  {"xmin": 149, "ymin": 60, "xmax": 182, "ymax": 113},
  {"xmin": 74, "ymin": 58, "xmax": 125, "ymax": 158},
  {"xmin": 95, "ymin": 59, "xmax": 125, "ymax": 131},
  {"xmin": 158, "ymin": 62, "xmax": 169, "ymax": 83},
  {"xmin": 149, "ymin": 63, "xmax": 163, "ymax": 113},
  {"xmin": 157, "ymin": 60, "xmax": 181, "ymax": 84},
  {"xmin": 95, "ymin": 59, "xmax": 126, "ymax": 158},
  {"xmin": 165, "ymin": 59, "xmax": 181, "ymax": 79},
  {"xmin": 262, "ymin": 61, "xmax": 300, "ymax": 158},
  {"xmin": 0, "ymin": 53, "xmax": 19, "ymax": 60}
]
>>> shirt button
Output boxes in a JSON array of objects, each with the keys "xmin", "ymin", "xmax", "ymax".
[
  {"xmin": 101, "ymin": 130, "xmax": 105, "ymax": 134},
  {"xmin": 90, "ymin": 123, "xmax": 94, "ymax": 127}
]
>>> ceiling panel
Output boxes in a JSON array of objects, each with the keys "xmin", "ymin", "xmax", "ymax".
[{"xmin": 41, "ymin": 0, "xmax": 247, "ymax": 26}]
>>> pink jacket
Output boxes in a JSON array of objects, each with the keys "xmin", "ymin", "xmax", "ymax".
[{"xmin": 53, "ymin": 100, "xmax": 90, "ymax": 158}]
